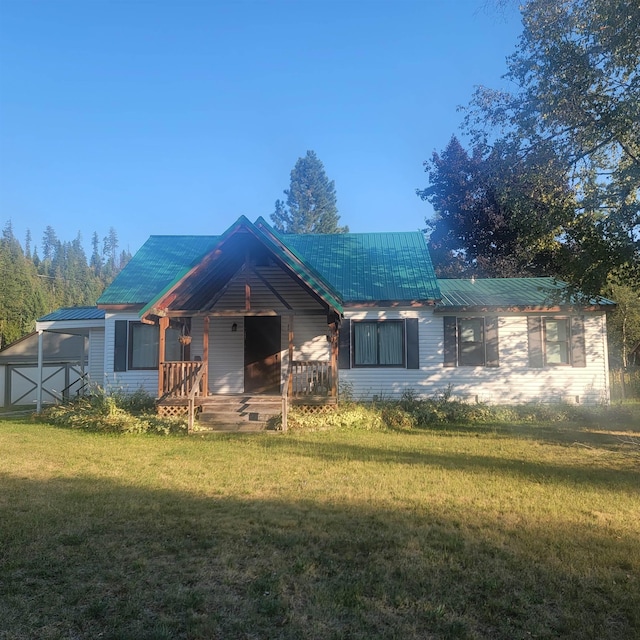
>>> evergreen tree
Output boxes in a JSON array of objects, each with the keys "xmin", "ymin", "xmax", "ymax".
[
  {"xmin": 0, "ymin": 222, "xmax": 45, "ymax": 347},
  {"xmin": 103, "ymin": 227, "xmax": 119, "ymax": 277},
  {"xmin": 41, "ymin": 226, "xmax": 58, "ymax": 263},
  {"xmin": 90, "ymin": 231, "xmax": 103, "ymax": 276},
  {"xmin": 271, "ymin": 150, "xmax": 348, "ymax": 234}
]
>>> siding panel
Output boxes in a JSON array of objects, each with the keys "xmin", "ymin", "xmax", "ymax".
[{"xmin": 340, "ymin": 309, "xmax": 610, "ymax": 405}]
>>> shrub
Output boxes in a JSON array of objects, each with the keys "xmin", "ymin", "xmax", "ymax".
[
  {"xmin": 36, "ymin": 388, "xmax": 186, "ymax": 435},
  {"xmin": 284, "ymin": 387, "xmax": 639, "ymax": 433}
]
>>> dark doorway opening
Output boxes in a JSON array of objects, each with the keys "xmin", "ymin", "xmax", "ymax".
[{"xmin": 244, "ymin": 316, "xmax": 281, "ymax": 394}]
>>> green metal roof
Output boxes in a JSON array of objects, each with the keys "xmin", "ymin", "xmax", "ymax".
[
  {"xmin": 38, "ymin": 307, "xmax": 106, "ymax": 322},
  {"xmin": 138, "ymin": 217, "xmax": 345, "ymax": 316},
  {"xmin": 97, "ymin": 235, "xmax": 220, "ymax": 305},
  {"xmin": 99, "ymin": 219, "xmax": 440, "ymax": 307},
  {"xmin": 284, "ymin": 231, "xmax": 440, "ymax": 302},
  {"xmin": 436, "ymin": 278, "xmax": 615, "ymax": 310}
]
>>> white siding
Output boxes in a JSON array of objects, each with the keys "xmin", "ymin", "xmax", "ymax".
[
  {"xmin": 103, "ymin": 312, "xmax": 158, "ymax": 396},
  {"xmin": 340, "ymin": 309, "xmax": 438, "ymax": 400},
  {"xmin": 340, "ymin": 308, "xmax": 611, "ymax": 405},
  {"xmin": 292, "ymin": 315, "xmax": 331, "ymax": 360},
  {"xmin": 0, "ymin": 365, "xmax": 5, "ymax": 407},
  {"xmin": 88, "ymin": 327, "xmax": 105, "ymax": 389}
]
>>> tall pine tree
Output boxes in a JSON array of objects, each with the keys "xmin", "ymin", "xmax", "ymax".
[{"xmin": 271, "ymin": 151, "xmax": 348, "ymax": 234}]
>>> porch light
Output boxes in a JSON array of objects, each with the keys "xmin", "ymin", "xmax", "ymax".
[{"xmin": 231, "ymin": 322, "xmax": 238, "ymax": 332}]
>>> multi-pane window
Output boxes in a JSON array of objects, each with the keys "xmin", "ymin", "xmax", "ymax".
[
  {"xmin": 458, "ymin": 317, "xmax": 485, "ymax": 366},
  {"xmin": 527, "ymin": 316, "xmax": 586, "ymax": 368},
  {"xmin": 443, "ymin": 316, "xmax": 499, "ymax": 368},
  {"xmin": 543, "ymin": 318, "xmax": 570, "ymax": 365},
  {"xmin": 353, "ymin": 321, "xmax": 404, "ymax": 367}
]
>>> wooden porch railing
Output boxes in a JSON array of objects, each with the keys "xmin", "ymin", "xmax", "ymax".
[
  {"xmin": 290, "ymin": 360, "xmax": 333, "ymax": 398},
  {"xmin": 161, "ymin": 361, "xmax": 207, "ymax": 398},
  {"xmin": 187, "ymin": 364, "xmax": 207, "ymax": 434}
]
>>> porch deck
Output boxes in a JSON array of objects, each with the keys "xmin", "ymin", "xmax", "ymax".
[{"xmin": 156, "ymin": 361, "xmax": 337, "ymax": 428}]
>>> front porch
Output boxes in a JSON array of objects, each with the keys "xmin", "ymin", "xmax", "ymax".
[
  {"xmin": 134, "ymin": 217, "xmax": 345, "ymax": 429},
  {"xmin": 156, "ymin": 357, "xmax": 338, "ymax": 430}
]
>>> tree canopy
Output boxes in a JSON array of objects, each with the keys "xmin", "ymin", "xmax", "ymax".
[
  {"xmin": 271, "ymin": 151, "xmax": 348, "ymax": 234},
  {"xmin": 418, "ymin": 136, "xmax": 574, "ymax": 278},
  {"xmin": 0, "ymin": 222, "xmax": 131, "ymax": 349},
  {"xmin": 460, "ymin": 0, "xmax": 640, "ymax": 291}
]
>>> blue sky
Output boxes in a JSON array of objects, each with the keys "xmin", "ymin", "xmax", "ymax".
[{"xmin": 0, "ymin": 0, "xmax": 522, "ymax": 256}]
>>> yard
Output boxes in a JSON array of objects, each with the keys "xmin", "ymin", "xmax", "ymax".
[{"xmin": 0, "ymin": 411, "xmax": 639, "ymax": 639}]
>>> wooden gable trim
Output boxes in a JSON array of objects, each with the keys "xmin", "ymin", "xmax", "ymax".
[
  {"xmin": 141, "ymin": 218, "xmax": 342, "ymax": 320},
  {"xmin": 139, "ymin": 219, "xmax": 253, "ymax": 320},
  {"xmin": 202, "ymin": 264, "xmax": 246, "ymax": 312}
]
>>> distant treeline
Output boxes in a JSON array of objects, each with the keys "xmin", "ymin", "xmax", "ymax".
[{"xmin": 0, "ymin": 222, "xmax": 131, "ymax": 349}]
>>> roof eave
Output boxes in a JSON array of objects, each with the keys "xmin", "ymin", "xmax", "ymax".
[{"xmin": 433, "ymin": 304, "xmax": 615, "ymax": 313}]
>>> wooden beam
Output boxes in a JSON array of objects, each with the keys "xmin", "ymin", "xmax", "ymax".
[
  {"xmin": 330, "ymin": 321, "xmax": 338, "ymax": 398},
  {"xmin": 203, "ymin": 316, "xmax": 210, "ymax": 396},
  {"xmin": 162, "ymin": 308, "xmax": 330, "ymax": 317},
  {"xmin": 249, "ymin": 266, "xmax": 293, "ymax": 310},
  {"xmin": 158, "ymin": 316, "xmax": 169, "ymax": 398},
  {"xmin": 288, "ymin": 315, "xmax": 294, "ymax": 397},
  {"xmin": 245, "ymin": 246, "xmax": 251, "ymax": 311},
  {"xmin": 203, "ymin": 264, "xmax": 245, "ymax": 311}
]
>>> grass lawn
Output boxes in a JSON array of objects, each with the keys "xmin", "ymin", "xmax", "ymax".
[{"xmin": 0, "ymin": 412, "xmax": 639, "ymax": 639}]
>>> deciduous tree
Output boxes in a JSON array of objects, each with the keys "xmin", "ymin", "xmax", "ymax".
[
  {"xmin": 418, "ymin": 136, "xmax": 574, "ymax": 278},
  {"xmin": 464, "ymin": 0, "xmax": 640, "ymax": 291}
]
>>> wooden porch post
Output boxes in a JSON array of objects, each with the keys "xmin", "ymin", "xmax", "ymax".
[
  {"xmin": 203, "ymin": 316, "xmax": 210, "ymax": 396},
  {"xmin": 158, "ymin": 316, "xmax": 169, "ymax": 398},
  {"xmin": 330, "ymin": 321, "xmax": 338, "ymax": 398},
  {"xmin": 288, "ymin": 315, "xmax": 294, "ymax": 396}
]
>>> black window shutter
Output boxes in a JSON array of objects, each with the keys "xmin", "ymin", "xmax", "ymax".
[
  {"xmin": 406, "ymin": 318, "xmax": 419, "ymax": 369},
  {"xmin": 527, "ymin": 317, "xmax": 544, "ymax": 368},
  {"xmin": 338, "ymin": 319, "xmax": 351, "ymax": 369},
  {"xmin": 114, "ymin": 320, "xmax": 128, "ymax": 372},
  {"xmin": 443, "ymin": 316, "xmax": 457, "ymax": 367},
  {"xmin": 571, "ymin": 316, "xmax": 587, "ymax": 367},
  {"xmin": 485, "ymin": 316, "xmax": 499, "ymax": 367}
]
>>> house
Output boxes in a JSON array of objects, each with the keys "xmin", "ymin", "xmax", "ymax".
[{"xmin": 33, "ymin": 216, "xmax": 615, "ymax": 422}]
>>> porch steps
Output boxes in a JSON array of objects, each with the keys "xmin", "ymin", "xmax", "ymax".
[{"xmin": 197, "ymin": 395, "xmax": 282, "ymax": 432}]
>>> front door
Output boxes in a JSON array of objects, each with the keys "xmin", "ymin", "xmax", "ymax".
[{"xmin": 244, "ymin": 316, "xmax": 281, "ymax": 394}]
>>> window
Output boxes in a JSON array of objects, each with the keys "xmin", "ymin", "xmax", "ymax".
[
  {"xmin": 527, "ymin": 316, "xmax": 586, "ymax": 368},
  {"xmin": 164, "ymin": 325, "xmax": 184, "ymax": 362},
  {"xmin": 544, "ymin": 318, "xmax": 570, "ymax": 365},
  {"xmin": 443, "ymin": 316, "xmax": 499, "ymax": 367},
  {"xmin": 114, "ymin": 320, "xmax": 189, "ymax": 372},
  {"xmin": 129, "ymin": 322, "xmax": 159, "ymax": 370},
  {"xmin": 458, "ymin": 318, "xmax": 485, "ymax": 366},
  {"xmin": 338, "ymin": 318, "xmax": 419, "ymax": 370},
  {"xmin": 353, "ymin": 321, "xmax": 404, "ymax": 367}
]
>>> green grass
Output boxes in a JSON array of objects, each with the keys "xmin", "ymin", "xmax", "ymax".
[{"xmin": 1, "ymin": 412, "xmax": 639, "ymax": 639}]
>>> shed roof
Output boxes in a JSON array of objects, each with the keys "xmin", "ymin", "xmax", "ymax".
[
  {"xmin": 38, "ymin": 307, "xmax": 106, "ymax": 322},
  {"xmin": 436, "ymin": 278, "xmax": 615, "ymax": 310}
]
